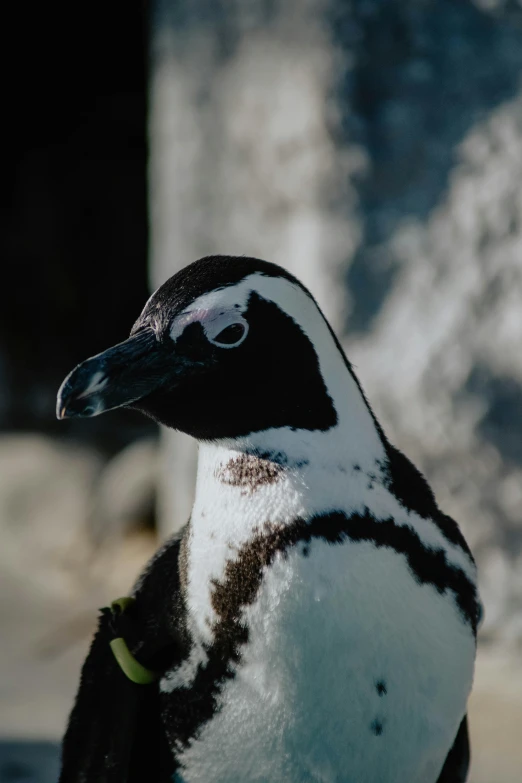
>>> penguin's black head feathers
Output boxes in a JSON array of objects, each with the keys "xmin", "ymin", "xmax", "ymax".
[
  {"xmin": 57, "ymin": 255, "xmax": 338, "ymax": 439},
  {"xmin": 132, "ymin": 255, "xmax": 303, "ymax": 338}
]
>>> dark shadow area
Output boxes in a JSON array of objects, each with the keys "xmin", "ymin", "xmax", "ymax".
[
  {"xmin": 0, "ymin": 741, "xmax": 59, "ymax": 783},
  {"xmin": 2, "ymin": 2, "xmax": 156, "ymax": 454},
  {"xmin": 330, "ymin": 0, "xmax": 522, "ymax": 333}
]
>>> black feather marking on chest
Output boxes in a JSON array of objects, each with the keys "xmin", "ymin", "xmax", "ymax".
[
  {"xmin": 162, "ymin": 509, "xmax": 479, "ymax": 762},
  {"xmin": 381, "ymin": 444, "xmax": 474, "ymax": 560}
]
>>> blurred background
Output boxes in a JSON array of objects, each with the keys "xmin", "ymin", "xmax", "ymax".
[{"xmin": 2, "ymin": 1, "xmax": 522, "ymax": 781}]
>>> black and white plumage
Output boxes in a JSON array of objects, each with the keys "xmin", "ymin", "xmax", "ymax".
[{"xmin": 57, "ymin": 255, "xmax": 481, "ymax": 783}]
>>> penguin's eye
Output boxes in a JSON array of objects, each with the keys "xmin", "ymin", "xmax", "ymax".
[{"xmin": 210, "ymin": 322, "xmax": 248, "ymax": 348}]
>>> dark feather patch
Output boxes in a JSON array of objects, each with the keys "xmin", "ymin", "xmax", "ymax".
[
  {"xmin": 370, "ymin": 718, "xmax": 384, "ymax": 736},
  {"xmin": 215, "ymin": 453, "xmax": 284, "ymax": 494},
  {"xmin": 382, "ymin": 445, "xmax": 474, "ymax": 560},
  {"xmin": 376, "ymin": 680, "xmax": 387, "ymax": 696}
]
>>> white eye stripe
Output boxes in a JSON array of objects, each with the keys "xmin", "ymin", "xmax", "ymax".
[
  {"xmin": 169, "ymin": 307, "xmax": 249, "ymax": 348},
  {"xmin": 169, "ymin": 309, "xmax": 211, "ymax": 340}
]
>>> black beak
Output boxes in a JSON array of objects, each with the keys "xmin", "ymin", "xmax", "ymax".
[{"xmin": 56, "ymin": 329, "xmax": 170, "ymax": 419}]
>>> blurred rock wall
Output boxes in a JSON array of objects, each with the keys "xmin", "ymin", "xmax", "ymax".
[{"xmin": 150, "ymin": 0, "xmax": 522, "ymax": 648}]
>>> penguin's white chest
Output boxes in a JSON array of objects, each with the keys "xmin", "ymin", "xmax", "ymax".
[{"xmin": 175, "ymin": 537, "xmax": 476, "ymax": 783}]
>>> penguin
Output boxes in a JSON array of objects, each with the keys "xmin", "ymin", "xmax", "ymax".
[{"xmin": 57, "ymin": 255, "xmax": 481, "ymax": 783}]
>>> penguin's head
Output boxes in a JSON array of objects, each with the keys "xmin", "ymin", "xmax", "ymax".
[{"xmin": 57, "ymin": 255, "xmax": 351, "ymax": 441}]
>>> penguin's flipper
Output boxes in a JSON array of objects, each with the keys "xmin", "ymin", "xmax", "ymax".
[
  {"xmin": 436, "ymin": 716, "xmax": 470, "ymax": 783},
  {"xmin": 59, "ymin": 528, "xmax": 189, "ymax": 783}
]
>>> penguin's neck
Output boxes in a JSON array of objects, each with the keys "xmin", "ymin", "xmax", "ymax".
[
  {"xmin": 191, "ymin": 385, "xmax": 385, "ymax": 551},
  {"xmin": 185, "ymin": 412, "xmax": 384, "ymax": 643}
]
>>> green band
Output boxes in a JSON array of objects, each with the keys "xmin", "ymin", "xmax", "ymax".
[
  {"xmin": 109, "ymin": 637, "xmax": 157, "ymax": 685},
  {"xmin": 111, "ymin": 596, "xmax": 136, "ymax": 614},
  {"xmin": 108, "ymin": 596, "xmax": 157, "ymax": 685}
]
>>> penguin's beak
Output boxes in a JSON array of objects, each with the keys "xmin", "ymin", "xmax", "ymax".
[{"xmin": 57, "ymin": 329, "xmax": 175, "ymax": 419}]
